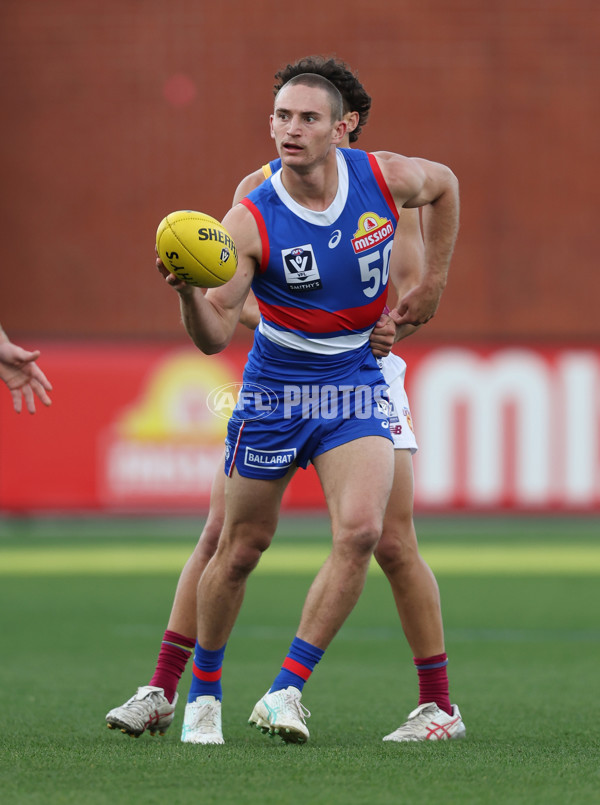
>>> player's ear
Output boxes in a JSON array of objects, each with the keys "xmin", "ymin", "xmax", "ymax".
[
  {"xmin": 332, "ymin": 119, "xmax": 348, "ymax": 145},
  {"xmin": 269, "ymin": 114, "xmax": 275, "ymax": 140},
  {"xmin": 344, "ymin": 111, "xmax": 359, "ymax": 135}
]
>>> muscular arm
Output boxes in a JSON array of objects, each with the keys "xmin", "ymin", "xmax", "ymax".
[
  {"xmin": 238, "ymin": 292, "xmax": 261, "ymax": 329},
  {"xmin": 369, "ymin": 208, "xmax": 423, "ymax": 357},
  {"xmin": 232, "ymin": 168, "xmax": 266, "ymax": 331},
  {"xmin": 373, "ymin": 151, "xmax": 459, "ymax": 326},
  {"xmin": 161, "ymin": 204, "xmax": 260, "ymax": 354},
  {"xmin": 388, "ymin": 208, "xmax": 424, "ymax": 342}
]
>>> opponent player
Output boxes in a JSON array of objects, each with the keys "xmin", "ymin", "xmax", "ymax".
[
  {"xmin": 106, "ymin": 59, "xmax": 463, "ymax": 744},
  {"xmin": 0, "ymin": 323, "xmax": 52, "ymax": 413}
]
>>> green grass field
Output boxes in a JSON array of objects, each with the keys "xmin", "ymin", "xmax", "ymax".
[{"xmin": 1, "ymin": 515, "xmax": 599, "ymax": 804}]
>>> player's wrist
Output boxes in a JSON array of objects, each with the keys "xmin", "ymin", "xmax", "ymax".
[
  {"xmin": 420, "ymin": 271, "xmax": 447, "ymax": 295},
  {"xmin": 175, "ymin": 283, "xmax": 196, "ymax": 299}
]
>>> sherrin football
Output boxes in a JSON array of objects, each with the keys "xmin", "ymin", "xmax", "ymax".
[{"xmin": 156, "ymin": 210, "xmax": 238, "ymax": 288}]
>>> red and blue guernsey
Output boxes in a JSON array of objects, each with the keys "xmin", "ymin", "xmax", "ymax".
[
  {"xmin": 224, "ymin": 148, "xmax": 399, "ymax": 479},
  {"xmin": 241, "ymin": 148, "xmax": 399, "ymax": 380}
]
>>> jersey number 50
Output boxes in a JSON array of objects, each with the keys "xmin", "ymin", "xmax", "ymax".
[{"xmin": 359, "ymin": 241, "xmax": 393, "ymax": 298}]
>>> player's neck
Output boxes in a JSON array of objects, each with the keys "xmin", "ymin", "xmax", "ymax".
[{"xmin": 281, "ymin": 150, "xmax": 340, "ymax": 211}]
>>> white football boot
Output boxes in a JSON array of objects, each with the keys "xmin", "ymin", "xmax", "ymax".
[
  {"xmin": 248, "ymin": 686, "xmax": 311, "ymax": 744},
  {"xmin": 180, "ymin": 695, "xmax": 224, "ymax": 744},
  {"xmin": 105, "ymin": 686, "xmax": 177, "ymax": 737},
  {"xmin": 383, "ymin": 702, "xmax": 466, "ymax": 742}
]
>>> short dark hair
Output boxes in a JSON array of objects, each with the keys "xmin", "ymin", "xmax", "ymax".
[
  {"xmin": 275, "ymin": 73, "xmax": 344, "ymax": 123},
  {"xmin": 274, "ymin": 56, "xmax": 371, "ymax": 142}
]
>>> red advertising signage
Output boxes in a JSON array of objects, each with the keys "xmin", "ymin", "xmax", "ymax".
[
  {"xmin": 1, "ymin": 341, "xmax": 598, "ymax": 513},
  {"xmin": 409, "ymin": 345, "xmax": 600, "ymax": 511}
]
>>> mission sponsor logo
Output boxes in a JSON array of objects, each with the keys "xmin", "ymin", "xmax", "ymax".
[
  {"xmin": 351, "ymin": 212, "xmax": 394, "ymax": 254},
  {"xmin": 281, "ymin": 244, "xmax": 323, "ymax": 291},
  {"xmin": 244, "ymin": 446, "xmax": 297, "ymax": 469}
]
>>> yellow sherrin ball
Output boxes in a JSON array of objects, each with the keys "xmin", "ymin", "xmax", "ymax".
[{"xmin": 156, "ymin": 210, "xmax": 238, "ymax": 288}]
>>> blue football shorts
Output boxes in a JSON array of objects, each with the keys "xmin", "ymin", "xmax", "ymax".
[{"xmin": 224, "ymin": 373, "xmax": 393, "ymax": 480}]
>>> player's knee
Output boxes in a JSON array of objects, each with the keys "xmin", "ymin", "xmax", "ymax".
[
  {"xmin": 374, "ymin": 527, "xmax": 417, "ymax": 574},
  {"xmin": 374, "ymin": 540, "xmax": 403, "ymax": 574},
  {"xmin": 219, "ymin": 545, "xmax": 260, "ymax": 582},
  {"xmin": 195, "ymin": 520, "xmax": 223, "ymax": 562},
  {"xmin": 336, "ymin": 523, "xmax": 381, "ymax": 560},
  {"xmin": 219, "ymin": 530, "xmax": 272, "ymax": 582}
]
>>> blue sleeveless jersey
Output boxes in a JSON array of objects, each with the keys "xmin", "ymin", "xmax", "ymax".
[
  {"xmin": 224, "ymin": 149, "xmax": 397, "ymax": 478},
  {"xmin": 241, "ymin": 148, "xmax": 399, "ymax": 383}
]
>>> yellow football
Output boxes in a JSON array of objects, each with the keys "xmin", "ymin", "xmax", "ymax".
[{"xmin": 156, "ymin": 210, "xmax": 238, "ymax": 288}]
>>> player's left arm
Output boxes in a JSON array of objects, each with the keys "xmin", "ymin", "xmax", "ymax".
[
  {"xmin": 389, "ymin": 207, "xmax": 426, "ymax": 342},
  {"xmin": 372, "ymin": 151, "xmax": 459, "ymax": 327},
  {"xmin": 369, "ymin": 208, "xmax": 424, "ymax": 357}
]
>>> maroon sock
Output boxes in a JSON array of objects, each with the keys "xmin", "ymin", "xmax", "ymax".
[
  {"xmin": 414, "ymin": 652, "xmax": 452, "ymax": 715},
  {"xmin": 149, "ymin": 630, "xmax": 195, "ymax": 703}
]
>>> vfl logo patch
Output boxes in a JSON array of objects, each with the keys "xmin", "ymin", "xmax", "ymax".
[
  {"xmin": 244, "ymin": 447, "xmax": 297, "ymax": 470},
  {"xmin": 281, "ymin": 244, "xmax": 322, "ymax": 291},
  {"xmin": 351, "ymin": 212, "xmax": 394, "ymax": 254},
  {"xmin": 219, "ymin": 247, "xmax": 231, "ymax": 263}
]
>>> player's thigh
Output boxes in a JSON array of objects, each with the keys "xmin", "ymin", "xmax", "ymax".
[
  {"xmin": 313, "ymin": 435, "xmax": 394, "ymax": 534},
  {"xmin": 384, "ymin": 449, "xmax": 415, "ymax": 526}
]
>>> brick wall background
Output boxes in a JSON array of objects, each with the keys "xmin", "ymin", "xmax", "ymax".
[{"xmin": 1, "ymin": 0, "xmax": 598, "ymax": 342}]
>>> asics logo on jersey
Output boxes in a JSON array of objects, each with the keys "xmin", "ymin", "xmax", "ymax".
[{"xmin": 328, "ymin": 229, "xmax": 342, "ymax": 249}]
